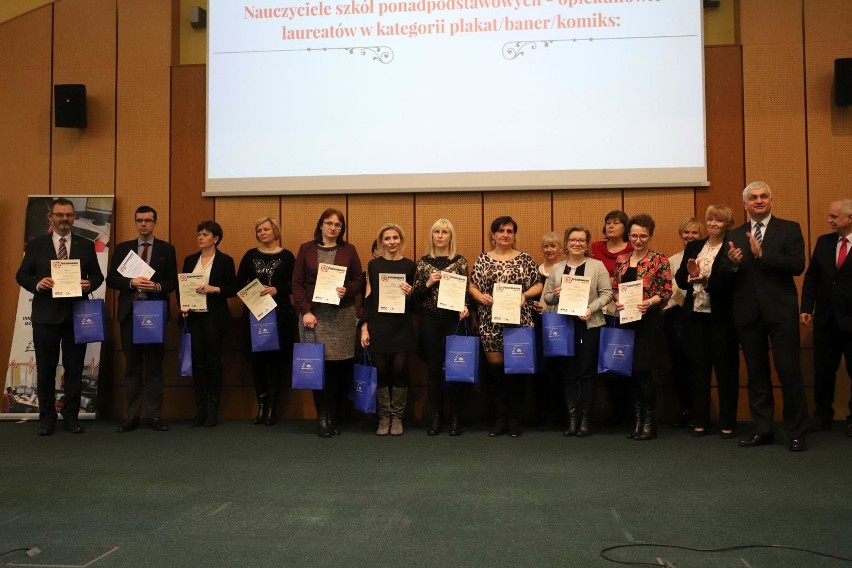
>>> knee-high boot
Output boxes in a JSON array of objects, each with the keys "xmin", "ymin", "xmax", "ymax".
[
  {"xmin": 390, "ymin": 387, "xmax": 408, "ymax": 436},
  {"xmin": 448, "ymin": 384, "xmax": 463, "ymax": 436},
  {"xmin": 265, "ymin": 395, "xmax": 278, "ymax": 426},
  {"xmin": 204, "ymin": 391, "xmax": 220, "ymax": 428},
  {"xmin": 486, "ymin": 363, "xmax": 508, "ymax": 437},
  {"xmin": 635, "ymin": 376, "xmax": 657, "ymax": 441},
  {"xmin": 313, "ymin": 389, "xmax": 331, "ymax": 438},
  {"xmin": 376, "ymin": 387, "xmax": 391, "ymax": 436},
  {"xmin": 253, "ymin": 393, "xmax": 268, "ymax": 425},
  {"xmin": 506, "ymin": 376, "xmax": 525, "ymax": 437},
  {"xmin": 563, "ymin": 380, "xmax": 579, "ymax": 437},
  {"xmin": 190, "ymin": 381, "xmax": 208, "ymax": 428}
]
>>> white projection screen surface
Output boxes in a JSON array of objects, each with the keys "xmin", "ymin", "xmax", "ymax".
[{"xmin": 206, "ymin": 0, "xmax": 707, "ymax": 196}]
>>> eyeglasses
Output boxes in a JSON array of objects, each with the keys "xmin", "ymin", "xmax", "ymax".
[
  {"xmin": 629, "ymin": 234, "xmax": 650, "ymax": 240},
  {"xmin": 567, "ymin": 238, "xmax": 587, "ymax": 245},
  {"xmin": 322, "ymin": 221, "xmax": 342, "ymax": 229}
]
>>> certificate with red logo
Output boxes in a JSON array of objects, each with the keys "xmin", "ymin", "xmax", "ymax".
[
  {"xmin": 378, "ymin": 273, "xmax": 406, "ymax": 314},
  {"xmin": 312, "ymin": 263, "xmax": 346, "ymax": 305},
  {"xmin": 492, "ymin": 283, "xmax": 521, "ymax": 325},
  {"xmin": 51, "ymin": 259, "xmax": 82, "ymax": 298}
]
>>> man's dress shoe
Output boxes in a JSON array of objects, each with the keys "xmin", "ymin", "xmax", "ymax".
[
  {"xmin": 788, "ymin": 438, "xmax": 807, "ymax": 452},
  {"xmin": 150, "ymin": 417, "xmax": 170, "ymax": 431},
  {"xmin": 116, "ymin": 418, "xmax": 139, "ymax": 433},
  {"xmin": 738, "ymin": 432, "xmax": 773, "ymax": 447},
  {"xmin": 38, "ymin": 422, "xmax": 55, "ymax": 436},
  {"xmin": 62, "ymin": 419, "xmax": 85, "ymax": 434}
]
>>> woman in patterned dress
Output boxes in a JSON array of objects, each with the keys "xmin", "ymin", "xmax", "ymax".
[
  {"xmin": 292, "ymin": 209, "xmax": 364, "ymax": 438},
  {"xmin": 469, "ymin": 216, "xmax": 542, "ymax": 437},
  {"xmin": 236, "ymin": 217, "xmax": 296, "ymax": 426},
  {"xmin": 413, "ymin": 219, "xmax": 470, "ymax": 436},
  {"xmin": 612, "ymin": 214, "xmax": 672, "ymax": 441}
]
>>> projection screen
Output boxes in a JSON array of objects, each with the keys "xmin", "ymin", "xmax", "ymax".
[{"xmin": 206, "ymin": 0, "xmax": 707, "ymax": 195}]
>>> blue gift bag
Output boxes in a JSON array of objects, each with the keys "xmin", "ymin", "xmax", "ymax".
[
  {"xmin": 541, "ymin": 311, "xmax": 575, "ymax": 357},
  {"xmin": 178, "ymin": 320, "xmax": 192, "ymax": 377},
  {"xmin": 352, "ymin": 351, "xmax": 377, "ymax": 413},
  {"xmin": 72, "ymin": 298, "xmax": 106, "ymax": 344},
  {"xmin": 503, "ymin": 326, "xmax": 537, "ymax": 374},
  {"xmin": 249, "ymin": 310, "xmax": 280, "ymax": 353},
  {"xmin": 597, "ymin": 324, "xmax": 635, "ymax": 377},
  {"xmin": 132, "ymin": 300, "xmax": 167, "ymax": 344},
  {"xmin": 446, "ymin": 321, "xmax": 480, "ymax": 383},
  {"xmin": 292, "ymin": 329, "xmax": 325, "ymax": 389}
]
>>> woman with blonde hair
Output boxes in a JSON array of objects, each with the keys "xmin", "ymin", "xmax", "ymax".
[
  {"xmin": 675, "ymin": 205, "xmax": 739, "ymax": 438},
  {"xmin": 361, "ymin": 223, "xmax": 417, "ymax": 436},
  {"xmin": 236, "ymin": 216, "xmax": 296, "ymax": 426},
  {"xmin": 414, "ymin": 219, "xmax": 470, "ymax": 436}
]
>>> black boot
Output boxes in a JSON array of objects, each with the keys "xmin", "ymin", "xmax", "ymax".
[
  {"xmin": 448, "ymin": 415, "xmax": 462, "ymax": 436},
  {"xmin": 506, "ymin": 377, "xmax": 525, "ymax": 438},
  {"xmin": 204, "ymin": 399, "xmax": 219, "ymax": 428},
  {"xmin": 486, "ymin": 363, "xmax": 508, "ymax": 437},
  {"xmin": 448, "ymin": 384, "xmax": 463, "ymax": 436},
  {"xmin": 313, "ymin": 390, "xmax": 331, "ymax": 438},
  {"xmin": 626, "ymin": 402, "xmax": 642, "ymax": 439},
  {"xmin": 563, "ymin": 404, "xmax": 579, "ymax": 437},
  {"xmin": 635, "ymin": 409, "xmax": 657, "ymax": 441},
  {"xmin": 253, "ymin": 394, "xmax": 268, "ymax": 425},
  {"xmin": 576, "ymin": 406, "xmax": 592, "ymax": 437},
  {"xmin": 427, "ymin": 412, "xmax": 442, "ymax": 436},
  {"xmin": 265, "ymin": 396, "xmax": 278, "ymax": 426},
  {"xmin": 190, "ymin": 383, "xmax": 207, "ymax": 428}
]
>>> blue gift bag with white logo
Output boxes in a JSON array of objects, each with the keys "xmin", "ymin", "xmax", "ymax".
[
  {"xmin": 597, "ymin": 324, "xmax": 634, "ymax": 377},
  {"xmin": 352, "ymin": 351, "xmax": 377, "ymax": 413},
  {"xmin": 72, "ymin": 298, "xmax": 106, "ymax": 344},
  {"xmin": 503, "ymin": 326, "xmax": 537, "ymax": 374},
  {"xmin": 541, "ymin": 311, "xmax": 575, "ymax": 357},
  {"xmin": 132, "ymin": 300, "xmax": 167, "ymax": 344},
  {"xmin": 249, "ymin": 310, "xmax": 280, "ymax": 353},
  {"xmin": 178, "ymin": 320, "xmax": 192, "ymax": 377},
  {"xmin": 292, "ymin": 329, "xmax": 325, "ymax": 389},
  {"xmin": 445, "ymin": 321, "xmax": 480, "ymax": 384}
]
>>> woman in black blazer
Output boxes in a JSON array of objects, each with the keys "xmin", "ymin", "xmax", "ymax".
[
  {"xmin": 179, "ymin": 220, "xmax": 236, "ymax": 428},
  {"xmin": 675, "ymin": 205, "xmax": 739, "ymax": 438}
]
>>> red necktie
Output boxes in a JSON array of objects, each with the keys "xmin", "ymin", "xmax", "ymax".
[
  {"xmin": 141, "ymin": 242, "xmax": 151, "ymax": 263},
  {"xmin": 838, "ymin": 237, "xmax": 848, "ymax": 270}
]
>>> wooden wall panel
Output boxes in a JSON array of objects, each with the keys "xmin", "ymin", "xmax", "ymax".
[
  {"xmin": 414, "ymin": 193, "xmax": 482, "ymax": 267},
  {"xmin": 624, "ymin": 189, "xmax": 695, "ymax": 257},
  {"xmin": 117, "ymin": 0, "xmax": 171, "ymax": 68},
  {"xmin": 742, "ymin": 44, "xmax": 808, "ymax": 231},
  {"xmin": 804, "ymin": 0, "xmax": 852, "ymax": 43},
  {"xmin": 0, "ymin": 6, "xmax": 52, "ymax": 392},
  {"xmin": 482, "ymin": 191, "xmax": 551, "ymax": 264},
  {"xmin": 51, "ymin": 0, "xmax": 116, "ymax": 195},
  {"xmin": 702, "ymin": 46, "xmax": 746, "ymax": 224},
  {"xmin": 170, "ymin": 65, "xmax": 212, "ymax": 260},
  {"xmin": 740, "ymin": 0, "xmax": 802, "ymax": 46},
  {"xmin": 552, "ymin": 189, "xmax": 622, "ymax": 245},
  {"xmin": 804, "ymin": 41, "xmax": 852, "ymax": 244},
  {"xmin": 348, "ymin": 194, "xmax": 415, "ymax": 265}
]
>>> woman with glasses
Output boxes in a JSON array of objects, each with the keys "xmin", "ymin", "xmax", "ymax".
[
  {"xmin": 612, "ymin": 214, "xmax": 672, "ymax": 441},
  {"xmin": 235, "ymin": 216, "xmax": 296, "ymax": 426},
  {"xmin": 292, "ymin": 209, "xmax": 364, "ymax": 438},
  {"xmin": 542, "ymin": 226, "xmax": 612, "ymax": 436}
]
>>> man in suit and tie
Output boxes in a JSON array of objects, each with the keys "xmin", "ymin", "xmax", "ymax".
[
  {"xmin": 800, "ymin": 199, "xmax": 852, "ymax": 436},
  {"xmin": 721, "ymin": 181, "xmax": 809, "ymax": 451},
  {"xmin": 106, "ymin": 206, "xmax": 177, "ymax": 433},
  {"xmin": 15, "ymin": 198, "xmax": 104, "ymax": 436}
]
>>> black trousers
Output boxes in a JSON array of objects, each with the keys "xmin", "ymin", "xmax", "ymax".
[
  {"xmin": 187, "ymin": 312, "xmax": 225, "ymax": 411},
  {"xmin": 811, "ymin": 323, "xmax": 852, "ymax": 422},
  {"xmin": 687, "ymin": 312, "xmax": 739, "ymax": 430},
  {"xmin": 120, "ymin": 317, "xmax": 165, "ymax": 419},
  {"xmin": 558, "ymin": 321, "xmax": 600, "ymax": 412},
  {"xmin": 737, "ymin": 318, "xmax": 808, "ymax": 438},
  {"xmin": 663, "ymin": 306, "xmax": 693, "ymax": 413},
  {"xmin": 32, "ymin": 320, "xmax": 86, "ymax": 423}
]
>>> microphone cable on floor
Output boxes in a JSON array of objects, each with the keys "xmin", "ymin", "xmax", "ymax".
[{"xmin": 600, "ymin": 542, "xmax": 852, "ymax": 566}]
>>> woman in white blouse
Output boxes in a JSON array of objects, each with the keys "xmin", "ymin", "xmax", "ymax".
[{"xmin": 675, "ymin": 206, "xmax": 740, "ymax": 438}]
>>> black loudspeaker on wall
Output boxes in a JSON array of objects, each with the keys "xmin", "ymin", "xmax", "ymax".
[
  {"xmin": 836, "ymin": 58, "xmax": 852, "ymax": 107},
  {"xmin": 54, "ymin": 84, "xmax": 87, "ymax": 128}
]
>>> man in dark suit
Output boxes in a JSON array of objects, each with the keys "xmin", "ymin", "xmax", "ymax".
[
  {"xmin": 801, "ymin": 199, "xmax": 852, "ymax": 436},
  {"xmin": 15, "ymin": 198, "xmax": 104, "ymax": 436},
  {"xmin": 721, "ymin": 181, "xmax": 809, "ymax": 451},
  {"xmin": 106, "ymin": 206, "xmax": 178, "ymax": 433}
]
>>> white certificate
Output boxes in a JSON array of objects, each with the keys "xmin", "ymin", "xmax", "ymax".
[
  {"xmin": 51, "ymin": 259, "xmax": 82, "ymax": 298},
  {"xmin": 178, "ymin": 273, "xmax": 207, "ymax": 311},
  {"xmin": 618, "ymin": 280, "xmax": 644, "ymax": 324},
  {"xmin": 436, "ymin": 271, "xmax": 467, "ymax": 312},
  {"xmin": 116, "ymin": 249, "xmax": 155, "ymax": 280},
  {"xmin": 491, "ymin": 283, "xmax": 522, "ymax": 325},
  {"xmin": 312, "ymin": 263, "xmax": 346, "ymax": 305},
  {"xmin": 378, "ymin": 273, "xmax": 406, "ymax": 314},
  {"xmin": 237, "ymin": 278, "xmax": 277, "ymax": 321},
  {"xmin": 557, "ymin": 275, "xmax": 591, "ymax": 317}
]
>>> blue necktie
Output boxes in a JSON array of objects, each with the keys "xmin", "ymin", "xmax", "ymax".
[{"xmin": 753, "ymin": 222, "xmax": 763, "ymax": 244}]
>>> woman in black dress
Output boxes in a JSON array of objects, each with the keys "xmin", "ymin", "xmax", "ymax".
[
  {"xmin": 360, "ymin": 223, "xmax": 417, "ymax": 436},
  {"xmin": 235, "ymin": 216, "xmax": 296, "ymax": 426}
]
